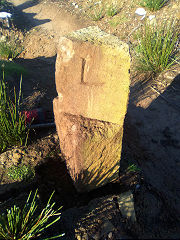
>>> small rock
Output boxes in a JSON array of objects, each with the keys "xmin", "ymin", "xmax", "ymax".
[
  {"xmin": 100, "ymin": 220, "xmax": 115, "ymax": 237},
  {"xmin": 108, "ymin": 232, "xmax": 113, "ymax": 239},
  {"xmin": 117, "ymin": 191, "xmax": 136, "ymax": 222},
  {"xmin": 135, "ymin": 8, "xmax": 146, "ymax": 16},
  {"xmin": 12, "ymin": 152, "xmax": 22, "ymax": 165},
  {"xmin": 149, "ymin": 15, "xmax": 155, "ymax": 21},
  {"xmin": 0, "ymin": 12, "xmax": 12, "ymax": 19},
  {"xmin": 135, "ymin": 8, "xmax": 146, "ymax": 20},
  {"xmin": 148, "ymin": 15, "xmax": 156, "ymax": 25},
  {"xmin": 91, "ymin": 231, "xmax": 100, "ymax": 240},
  {"xmin": 136, "ymin": 184, "xmax": 140, "ymax": 190}
]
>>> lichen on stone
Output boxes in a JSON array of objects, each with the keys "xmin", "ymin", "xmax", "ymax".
[{"xmin": 67, "ymin": 26, "xmax": 129, "ymax": 53}]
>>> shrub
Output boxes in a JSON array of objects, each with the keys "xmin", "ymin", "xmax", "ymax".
[
  {"xmin": 0, "ymin": 190, "xmax": 64, "ymax": 239},
  {"xmin": 141, "ymin": 0, "xmax": 168, "ymax": 11},
  {"xmin": 7, "ymin": 164, "xmax": 35, "ymax": 181},
  {"xmin": 0, "ymin": 72, "xmax": 29, "ymax": 153},
  {"xmin": 134, "ymin": 20, "xmax": 179, "ymax": 73}
]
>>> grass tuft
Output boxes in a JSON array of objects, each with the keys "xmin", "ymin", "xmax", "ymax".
[
  {"xmin": 0, "ymin": 72, "xmax": 29, "ymax": 153},
  {"xmin": 106, "ymin": 3, "xmax": 118, "ymax": 17},
  {"xmin": 134, "ymin": 19, "xmax": 179, "ymax": 74},
  {"xmin": 0, "ymin": 27, "xmax": 24, "ymax": 60},
  {"xmin": 140, "ymin": 0, "xmax": 168, "ymax": 11},
  {"xmin": 127, "ymin": 164, "xmax": 141, "ymax": 172},
  {"xmin": 0, "ymin": 190, "xmax": 64, "ymax": 239},
  {"xmin": 89, "ymin": 5, "xmax": 104, "ymax": 21},
  {"xmin": 0, "ymin": 41, "xmax": 21, "ymax": 60}
]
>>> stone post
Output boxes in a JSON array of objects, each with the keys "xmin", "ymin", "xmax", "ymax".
[{"xmin": 53, "ymin": 26, "xmax": 130, "ymax": 192}]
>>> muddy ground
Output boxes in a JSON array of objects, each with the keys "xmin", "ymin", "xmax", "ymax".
[{"xmin": 0, "ymin": 0, "xmax": 180, "ymax": 239}]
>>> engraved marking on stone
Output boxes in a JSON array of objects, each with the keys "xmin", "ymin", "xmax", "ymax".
[{"xmin": 81, "ymin": 58, "xmax": 86, "ymax": 84}]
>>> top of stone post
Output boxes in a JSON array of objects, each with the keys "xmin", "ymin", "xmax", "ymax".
[
  {"xmin": 55, "ymin": 26, "xmax": 130, "ymax": 124},
  {"xmin": 66, "ymin": 26, "xmax": 129, "ymax": 53}
]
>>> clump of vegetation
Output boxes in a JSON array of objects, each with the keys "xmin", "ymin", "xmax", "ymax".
[
  {"xmin": 0, "ymin": 190, "xmax": 64, "ymax": 239},
  {"xmin": 0, "ymin": 71, "xmax": 29, "ymax": 153},
  {"xmin": 0, "ymin": 27, "xmax": 24, "ymax": 60},
  {"xmin": 7, "ymin": 164, "xmax": 35, "ymax": 181},
  {"xmin": 106, "ymin": 3, "xmax": 118, "ymax": 17},
  {"xmin": 0, "ymin": 0, "xmax": 8, "ymax": 9},
  {"xmin": 89, "ymin": 4, "xmax": 104, "ymax": 21},
  {"xmin": 140, "ymin": 0, "xmax": 168, "ymax": 11},
  {"xmin": 134, "ymin": 20, "xmax": 179, "ymax": 73},
  {"xmin": 127, "ymin": 164, "xmax": 141, "ymax": 172},
  {"xmin": 0, "ymin": 41, "xmax": 22, "ymax": 60}
]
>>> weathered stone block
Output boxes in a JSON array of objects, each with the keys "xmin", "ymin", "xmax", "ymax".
[
  {"xmin": 53, "ymin": 26, "xmax": 130, "ymax": 192},
  {"xmin": 55, "ymin": 26, "xmax": 130, "ymax": 125},
  {"xmin": 53, "ymin": 105, "xmax": 123, "ymax": 192}
]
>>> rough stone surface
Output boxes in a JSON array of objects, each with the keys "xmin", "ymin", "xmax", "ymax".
[
  {"xmin": 53, "ymin": 26, "xmax": 130, "ymax": 192},
  {"xmin": 55, "ymin": 26, "xmax": 130, "ymax": 124},
  {"xmin": 117, "ymin": 191, "xmax": 136, "ymax": 222},
  {"xmin": 53, "ymin": 110, "xmax": 123, "ymax": 192},
  {"xmin": 61, "ymin": 195, "xmax": 132, "ymax": 240}
]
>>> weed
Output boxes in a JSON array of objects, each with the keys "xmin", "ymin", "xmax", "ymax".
[
  {"xmin": 0, "ymin": 73, "xmax": 29, "ymax": 153},
  {"xmin": 0, "ymin": 190, "xmax": 64, "ymax": 239},
  {"xmin": 106, "ymin": 3, "xmax": 118, "ymax": 17},
  {"xmin": 7, "ymin": 164, "xmax": 35, "ymax": 181},
  {"xmin": 140, "ymin": 0, "xmax": 168, "ymax": 11},
  {"xmin": 134, "ymin": 20, "xmax": 179, "ymax": 73},
  {"xmin": 0, "ymin": 27, "xmax": 24, "ymax": 60},
  {"xmin": 89, "ymin": 5, "xmax": 104, "ymax": 21},
  {"xmin": 0, "ymin": 41, "xmax": 22, "ymax": 60},
  {"xmin": 127, "ymin": 164, "xmax": 141, "ymax": 172}
]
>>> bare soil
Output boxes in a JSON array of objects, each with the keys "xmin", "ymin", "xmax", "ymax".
[{"xmin": 0, "ymin": 0, "xmax": 180, "ymax": 239}]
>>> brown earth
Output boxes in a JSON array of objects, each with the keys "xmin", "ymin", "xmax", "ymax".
[{"xmin": 0, "ymin": 0, "xmax": 180, "ymax": 239}]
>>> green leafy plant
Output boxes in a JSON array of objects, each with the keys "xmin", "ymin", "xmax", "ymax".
[
  {"xmin": 134, "ymin": 20, "xmax": 179, "ymax": 73},
  {"xmin": 106, "ymin": 3, "xmax": 118, "ymax": 17},
  {"xmin": 127, "ymin": 164, "xmax": 141, "ymax": 172},
  {"xmin": 0, "ymin": 190, "xmax": 64, "ymax": 239},
  {"xmin": 0, "ymin": 41, "xmax": 22, "ymax": 60},
  {"xmin": 0, "ymin": 71, "xmax": 29, "ymax": 153},
  {"xmin": 7, "ymin": 164, "xmax": 35, "ymax": 181},
  {"xmin": 90, "ymin": 5, "xmax": 104, "ymax": 21},
  {"xmin": 141, "ymin": 0, "xmax": 168, "ymax": 11}
]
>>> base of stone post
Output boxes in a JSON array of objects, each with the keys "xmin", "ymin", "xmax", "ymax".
[{"xmin": 54, "ymin": 97, "xmax": 123, "ymax": 192}]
